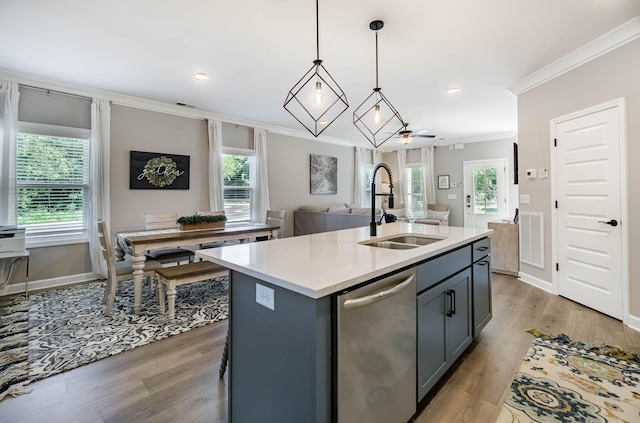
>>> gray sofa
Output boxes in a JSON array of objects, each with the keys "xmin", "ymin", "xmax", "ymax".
[{"xmin": 294, "ymin": 204, "xmax": 383, "ymax": 236}]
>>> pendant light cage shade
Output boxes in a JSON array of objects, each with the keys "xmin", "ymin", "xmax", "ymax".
[
  {"xmin": 284, "ymin": 60, "xmax": 349, "ymax": 137},
  {"xmin": 353, "ymin": 20, "xmax": 405, "ymax": 149},
  {"xmin": 353, "ymin": 89, "xmax": 405, "ymax": 149}
]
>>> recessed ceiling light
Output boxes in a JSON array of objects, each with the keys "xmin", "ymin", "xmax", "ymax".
[
  {"xmin": 194, "ymin": 72, "xmax": 209, "ymax": 80},
  {"xmin": 319, "ymin": 120, "xmax": 328, "ymax": 125},
  {"xmin": 447, "ymin": 87, "xmax": 461, "ymax": 94}
]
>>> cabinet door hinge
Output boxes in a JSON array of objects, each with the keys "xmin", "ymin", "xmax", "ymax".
[
  {"xmin": 554, "ymin": 138, "xmax": 557, "ymax": 147},
  {"xmin": 555, "ymin": 201, "xmax": 558, "ymax": 209},
  {"xmin": 556, "ymin": 263, "xmax": 559, "ymax": 271}
]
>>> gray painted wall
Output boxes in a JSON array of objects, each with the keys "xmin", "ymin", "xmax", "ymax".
[
  {"xmin": 4, "ymin": 104, "xmax": 356, "ymax": 288},
  {"xmin": 517, "ymin": 38, "xmax": 640, "ymax": 317},
  {"xmin": 383, "ymin": 138, "xmax": 518, "ymax": 227}
]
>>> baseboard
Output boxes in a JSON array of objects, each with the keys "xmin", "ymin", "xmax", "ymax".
[
  {"xmin": 517, "ymin": 272, "xmax": 555, "ymax": 294},
  {"xmin": 627, "ymin": 315, "xmax": 640, "ymax": 333},
  {"xmin": 0, "ymin": 272, "xmax": 100, "ymax": 297}
]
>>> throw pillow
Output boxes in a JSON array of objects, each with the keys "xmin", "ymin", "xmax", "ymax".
[
  {"xmin": 298, "ymin": 205, "xmax": 329, "ymax": 212},
  {"xmin": 427, "ymin": 209, "xmax": 449, "ymax": 221},
  {"xmin": 328, "ymin": 206, "xmax": 351, "ymax": 214}
]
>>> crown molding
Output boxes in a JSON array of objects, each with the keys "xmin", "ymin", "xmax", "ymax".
[
  {"xmin": 508, "ymin": 16, "xmax": 640, "ymax": 96},
  {"xmin": 0, "ymin": 69, "xmax": 354, "ymax": 148}
]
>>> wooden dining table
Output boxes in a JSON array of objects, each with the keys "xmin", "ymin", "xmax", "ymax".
[{"xmin": 114, "ymin": 223, "xmax": 280, "ymax": 314}]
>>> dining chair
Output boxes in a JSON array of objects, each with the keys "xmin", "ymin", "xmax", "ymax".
[
  {"xmin": 256, "ymin": 209, "xmax": 286, "ymax": 241},
  {"xmin": 196, "ymin": 211, "xmax": 227, "ymax": 249},
  {"xmin": 143, "ymin": 213, "xmax": 195, "ymax": 264},
  {"xmin": 265, "ymin": 210, "xmax": 286, "ymax": 239},
  {"xmin": 97, "ymin": 219, "xmax": 163, "ymax": 316}
]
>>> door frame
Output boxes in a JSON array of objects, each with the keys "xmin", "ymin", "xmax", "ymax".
[
  {"xmin": 550, "ymin": 98, "xmax": 629, "ymax": 324},
  {"xmin": 462, "ymin": 158, "xmax": 509, "ymax": 228}
]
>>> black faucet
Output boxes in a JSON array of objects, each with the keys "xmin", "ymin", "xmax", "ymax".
[{"xmin": 370, "ymin": 163, "xmax": 394, "ymax": 236}]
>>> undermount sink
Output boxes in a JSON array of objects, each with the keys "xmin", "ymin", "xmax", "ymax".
[
  {"xmin": 362, "ymin": 241, "xmax": 419, "ymax": 250},
  {"xmin": 360, "ymin": 234, "xmax": 444, "ymax": 250},
  {"xmin": 386, "ymin": 236, "xmax": 443, "ymax": 246}
]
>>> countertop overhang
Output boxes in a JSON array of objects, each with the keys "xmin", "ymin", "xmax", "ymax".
[{"xmin": 196, "ymin": 222, "xmax": 492, "ymax": 299}]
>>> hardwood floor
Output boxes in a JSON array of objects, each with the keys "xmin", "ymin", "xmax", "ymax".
[{"xmin": 1, "ymin": 274, "xmax": 639, "ymax": 423}]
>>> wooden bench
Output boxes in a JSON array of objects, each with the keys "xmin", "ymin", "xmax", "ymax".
[{"xmin": 156, "ymin": 261, "xmax": 228, "ymax": 321}]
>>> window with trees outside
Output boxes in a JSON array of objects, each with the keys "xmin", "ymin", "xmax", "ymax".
[
  {"xmin": 16, "ymin": 122, "xmax": 91, "ymax": 243},
  {"xmin": 222, "ymin": 152, "xmax": 254, "ymax": 222},
  {"xmin": 473, "ymin": 167, "xmax": 498, "ymax": 214},
  {"xmin": 405, "ymin": 166, "xmax": 425, "ymax": 218}
]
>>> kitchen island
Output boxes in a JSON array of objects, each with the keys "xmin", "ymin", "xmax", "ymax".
[{"xmin": 197, "ymin": 222, "xmax": 492, "ymax": 423}]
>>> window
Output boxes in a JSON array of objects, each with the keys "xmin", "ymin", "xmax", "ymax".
[
  {"xmin": 16, "ymin": 123, "xmax": 90, "ymax": 244},
  {"xmin": 364, "ymin": 165, "xmax": 373, "ymax": 206},
  {"xmin": 222, "ymin": 151, "xmax": 254, "ymax": 222},
  {"xmin": 473, "ymin": 167, "xmax": 498, "ymax": 214},
  {"xmin": 405, "ymin": 166, "xmax": 425, "ymax": 217}
]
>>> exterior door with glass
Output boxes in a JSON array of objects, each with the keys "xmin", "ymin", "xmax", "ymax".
[{"xmin": 463, "ymin": 159, "xmax": 508, "ymax": 228}]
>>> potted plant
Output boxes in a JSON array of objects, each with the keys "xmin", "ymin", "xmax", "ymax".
[{"xmin": 176, "ymin": 214, "xmax": 227, "ymax": 231}]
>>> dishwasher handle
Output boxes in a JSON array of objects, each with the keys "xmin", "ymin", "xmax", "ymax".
[{"xmin": 343, "ymin": 273, "xmax": 415, "ymax": 309}]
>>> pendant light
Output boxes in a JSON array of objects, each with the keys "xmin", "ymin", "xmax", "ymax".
[
  {"xmin": 353, "ymin": 20, "xmax": 405, "ymax": 149},
  {"xmin": 283, "ymin": 0, "xmax": 349, "ymax": 137}
]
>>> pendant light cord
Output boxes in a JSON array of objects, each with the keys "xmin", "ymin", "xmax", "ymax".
[
  {"xmin": 375, "ymin": 30, "xmax": 379, "ymax": 89},
  {"xmin": 316, "ymin": 0, "xmax": 320, "ymax": 61}
]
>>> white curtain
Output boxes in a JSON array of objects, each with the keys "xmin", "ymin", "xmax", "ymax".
[
  {"xmin": 0, "ymin": 81, "xmax": 19, "ymax": 226},
  {"xmin": 421, "ymin": 146, "xmax": 436, "ymax": 207},
  {"xmin": 397, "ymin": 149, "xmax": 408, "ymax": 213},
  {"xmin": 251, "ymin": 128, "xmax": 270, "ymax": 223},
  {"xmin": 353, "ymin": 147, "xmax": 367, "ymax": 207},
  {"xmin": 88, "ymin": 99, "xmax": 111, "ymax": 278},
  {"xmin": 207, "ymin": 120, "xmax": 225, "ymax": 211}
]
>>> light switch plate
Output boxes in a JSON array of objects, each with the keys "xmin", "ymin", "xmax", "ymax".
[
  {"xmin": 520, "ymin": 194, "xmax": 530, "ymax": 204},
  {"xmin": 256, "ymin": 283, "xmax": 274, "ymax": 310},
  {"xmin": 539, "ymin": 168, "xmax": 549, "ymax": 179},
  {"xmin": 448, "ymin": 194, "xmax": 457, "ymax": 200}
]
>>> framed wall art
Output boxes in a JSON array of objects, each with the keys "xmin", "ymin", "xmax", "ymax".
[
  {"xmin": 130, "ymin": 150, "xmax": 190, "ymax": 190},
  {"xmin": 310, "ymin": 154, "xmax": 337, "ymax": 195}
]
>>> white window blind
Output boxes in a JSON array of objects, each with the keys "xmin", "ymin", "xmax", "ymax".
[{"xmin": 16, "ymin": 128, "xmax": 90, "ymax": 237}]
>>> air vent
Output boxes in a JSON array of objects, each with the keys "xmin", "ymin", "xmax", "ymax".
[
  {"xmin": 519, "ymin": 211, "xmax": 544, "ymax": 268},
  {"xmin": 175, "ymin": 102, "xmax": 197, "ymax": 109}
]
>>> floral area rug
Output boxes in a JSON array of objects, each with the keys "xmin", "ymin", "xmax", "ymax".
[
  {"xmin": 0, "ymin": 298, "xmax": 30, "ymax": 401},
  {"xmin": 1, "ymin": 276, "xmax": 228, "ymax": 402},
  {"xmin": 496, "ymin": 330, "xmax": 640, "ymax": 422}
]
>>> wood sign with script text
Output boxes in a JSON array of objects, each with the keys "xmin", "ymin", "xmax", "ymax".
[{"xmin": 129, "ymin": 150, "xmax": 190, "ymax": 190}]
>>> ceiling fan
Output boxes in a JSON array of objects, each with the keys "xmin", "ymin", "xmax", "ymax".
[{"xmin": 395, "ymin": 123, "xmax": 436, "ymax": 145}]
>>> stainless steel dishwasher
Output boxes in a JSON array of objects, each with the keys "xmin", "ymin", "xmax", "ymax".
[{"xmin": 336, "ymin": 267, "xmax": 416, "ymax": 423}]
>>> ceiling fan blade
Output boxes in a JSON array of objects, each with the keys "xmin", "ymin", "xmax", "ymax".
[{"xmin": 414, "ymin": 134, "xmax": 436, "ymax": 138}]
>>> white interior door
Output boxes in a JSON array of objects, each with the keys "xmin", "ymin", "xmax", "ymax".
[
  {"xmin": 463, "ymin": 159, "xmax": 508, "ymax": 228},
  {"xmin": 553, "ymin": 104, "xmax": 624, "ymax": 320}
]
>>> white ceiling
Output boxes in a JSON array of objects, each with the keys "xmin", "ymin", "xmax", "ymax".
[{"xmin": 1, "ymin": 0, "xmax": 639, "ymax": 150}]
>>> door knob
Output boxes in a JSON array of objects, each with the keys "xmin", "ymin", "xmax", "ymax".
[{"xmin": 597, "ymin": 219, "xmax": 618, "ymax": 227}]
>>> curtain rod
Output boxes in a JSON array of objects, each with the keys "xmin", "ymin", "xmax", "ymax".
[
  {"xmin": 19, "ymin": 84, "xmax": 92, "ymax": 101},
  {"xmin": 222, "ymin": 122, "xmax": 255, "ymax": 130}
]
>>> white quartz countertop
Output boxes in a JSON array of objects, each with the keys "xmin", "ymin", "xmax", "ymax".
[{"xmin": 196, "ymin": 222, "xmax": 492, "ymax": 299}]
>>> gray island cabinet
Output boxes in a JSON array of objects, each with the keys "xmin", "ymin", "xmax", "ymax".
[{"xmin": 197, "ymin": 223, "xmax": 492, "ymax": 423}]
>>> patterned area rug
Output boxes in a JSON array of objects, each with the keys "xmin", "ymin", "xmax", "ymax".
[
  {"xmin": 0, "ymin": 298, "xmax": 30, "ymax": 401},
  {"xmin": 496, "ymin": 332, "xmax": 640, "ymax": 422},
  {"xmin": 0, "ymin": 276, "xmax": 228, "ymax": 402}
]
